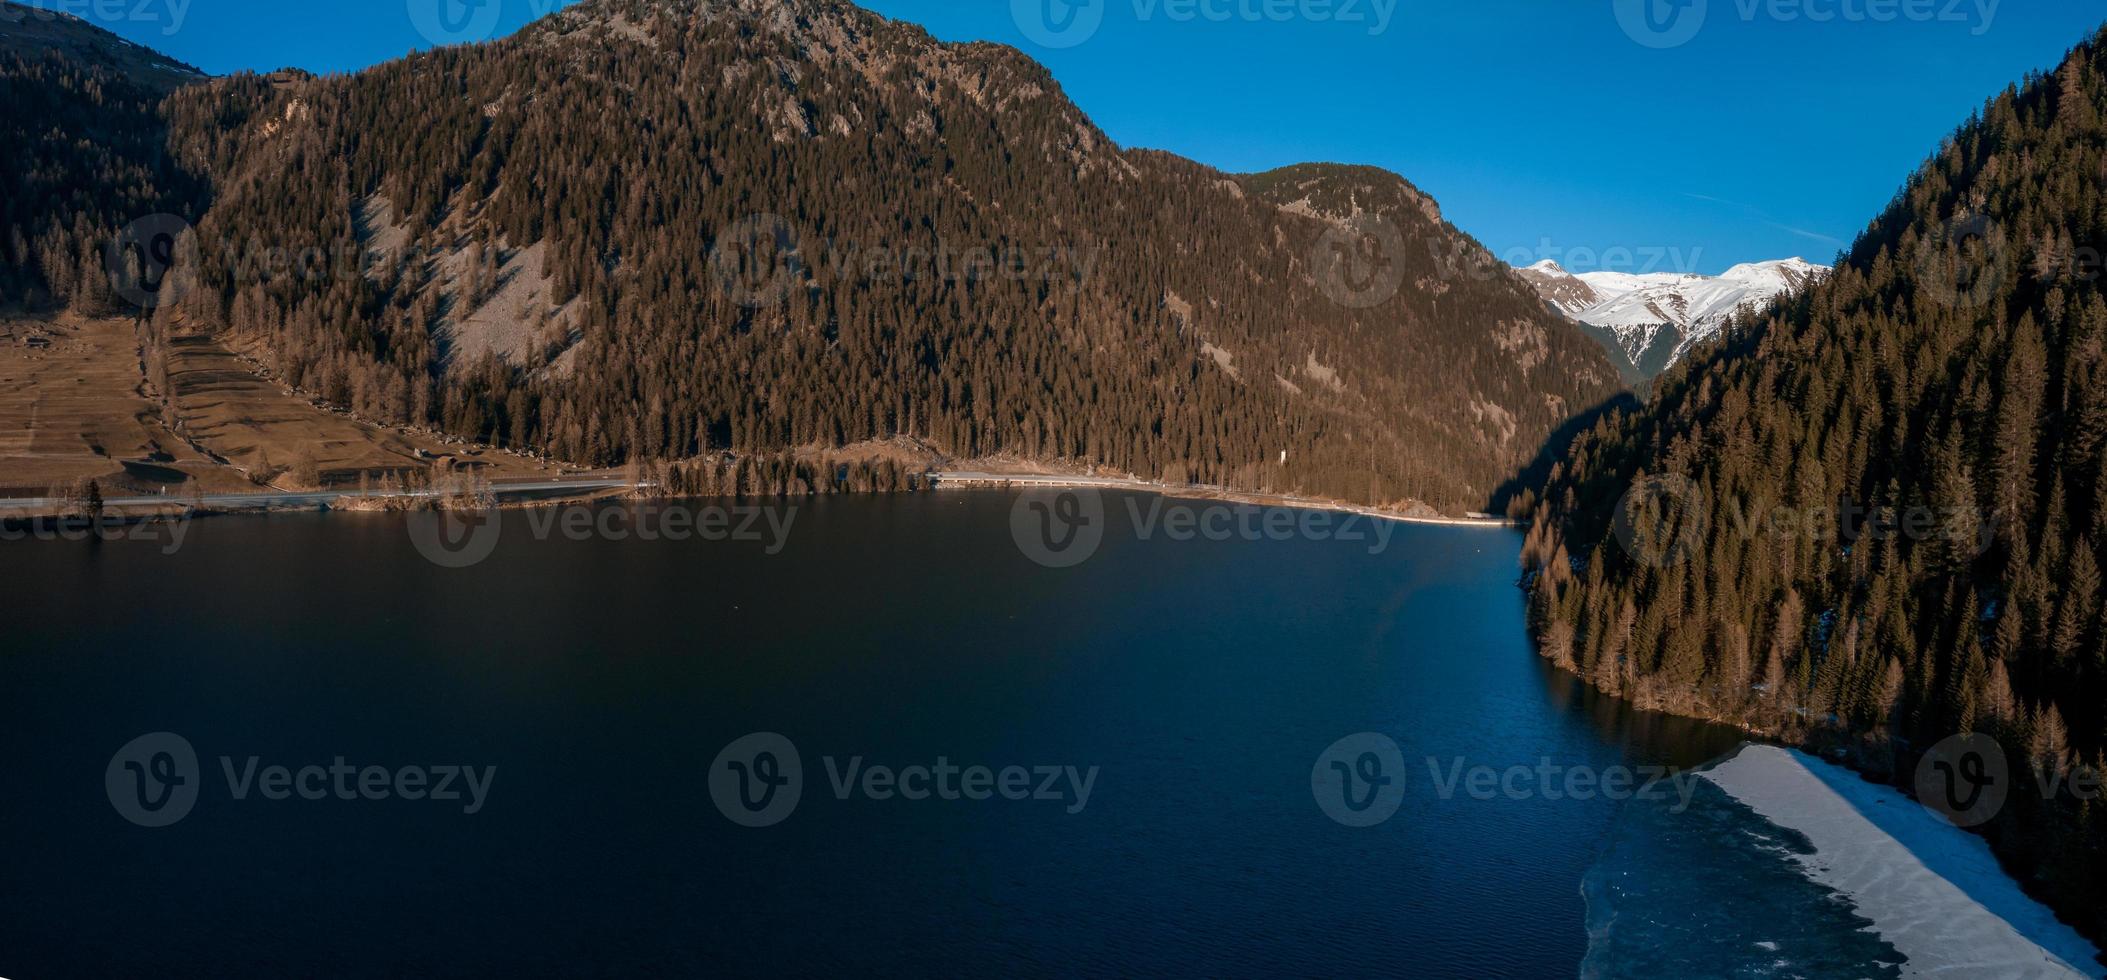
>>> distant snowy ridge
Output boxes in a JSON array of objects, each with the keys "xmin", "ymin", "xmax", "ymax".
[{"xmin": 1516, "ymin": 257, "xmax": 1826, "ymax": 379}]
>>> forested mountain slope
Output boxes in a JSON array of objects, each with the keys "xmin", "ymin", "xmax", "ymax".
[
  {"xmin": 0, "ymin": 4, "xmax": 201, "ymax": 90},
  {"xmin": 1522, "ymin": 27, "xmax": 2107, "ymax": 940},
  {"xmin": 80, "ymin": 0, "xmax": 1624, "ymax": 513},
  {"xmin": 0, "ymin": 1, "xmax": 207, "ymax": 309}
]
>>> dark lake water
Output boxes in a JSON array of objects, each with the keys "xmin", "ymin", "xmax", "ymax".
[{"xmin": 0, "ymin": 492, "xmax": 1747, "ymax": 978}]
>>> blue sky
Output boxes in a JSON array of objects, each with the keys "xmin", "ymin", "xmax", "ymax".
[{"xmin": 30, "ymin": 0, "xmax": 2106, "ymax": 274}]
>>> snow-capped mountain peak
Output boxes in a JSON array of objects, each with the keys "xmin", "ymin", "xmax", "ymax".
[
  {"xmin": 1715, "ymin": 257, "xmax": 1824, "ymax": 296},
  {"xmin": 1513, "ymin": 259, "xmax": 1604, "ymax": 318},
  {"xmin": 1516, "ymin": 256, "xmax": 1828, "ymax": 379}
]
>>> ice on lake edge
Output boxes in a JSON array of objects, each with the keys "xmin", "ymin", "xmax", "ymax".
[{"xmin": 1702, "ymin": 744, "xmax": 2103, "ymax": 979}]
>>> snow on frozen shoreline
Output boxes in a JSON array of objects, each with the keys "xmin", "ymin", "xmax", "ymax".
[{"xmin": 1702, "ymin": 745, "xmax": 2103, "ymax": 978}]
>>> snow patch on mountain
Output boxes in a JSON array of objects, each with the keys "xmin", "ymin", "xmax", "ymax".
[{"xmin": 1517, "ymin": 257, "xmax": 1826, "ymax": 377}]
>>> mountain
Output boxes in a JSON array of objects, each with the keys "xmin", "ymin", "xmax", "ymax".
[
  {"xmin": 1512, "ymin": 258, "xmax": 1605, "ymax": 318},
  {"xmin": 0, "ymin": 3, "xmax": 203, "ymax": 91},
  {"xmin": 4, "ymin": 0, "xmax": 1624, "ymax": 514},
  {"xmin": 1517, "ymin": 257, "xmax": 1826, "ymax": 381},
  {"xmin": 1, "ymin": 0, "xmax": 209, "ymax": 309},
  {"xmin": 1520, "ymin": 28, "xmax": 2107, "ymax": 945}
]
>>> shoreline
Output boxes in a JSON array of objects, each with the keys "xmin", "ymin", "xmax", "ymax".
[
  {"xmin": 929, "ymin": 470, "xmax": 1523, "ymax": 529},
  {"xmin": 1533, "ymin": 654, "xmax": 2107, "ymax": 969},
  {"xmin": 0, "ymin": 478, "xmax": 642, "ymax": 524},
  {"xmin": 1702, "ymin": 744, "xmax": 2103, "ymax": 977},
  {"xmin": 0, "ymin": 470, "xmax": 1525, "ymax": 532}
]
